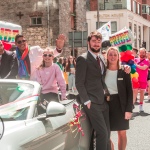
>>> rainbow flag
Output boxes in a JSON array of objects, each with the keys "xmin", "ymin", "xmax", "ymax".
[{"xmin": 0, "ymin": 21, "xmax": 22, "ymax": 50}]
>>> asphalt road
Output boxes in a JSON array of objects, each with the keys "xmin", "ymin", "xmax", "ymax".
[{"xmin": 111, "ymin": 94, "xmax": 150, "ymax": 150}]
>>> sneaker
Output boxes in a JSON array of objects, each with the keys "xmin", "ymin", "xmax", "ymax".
[
  {"xmin": 139, "ymin": 105, "xmax": 144, "ymax": 112},
  {"xmin": 147, "ymin": 95, "xmax": 150, "ymax": 99},
  {"xmin": 132, "ymin": 104, "xmax": 135, "ymax": 109}
]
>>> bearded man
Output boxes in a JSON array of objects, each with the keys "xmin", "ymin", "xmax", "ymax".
[
  {"xmin": 133, "ymin": 48, "xmax": 149, "ymax": 112},
  {"xmin": 75, "ymin": 31, "xmax": 111, "ymax": 150}
]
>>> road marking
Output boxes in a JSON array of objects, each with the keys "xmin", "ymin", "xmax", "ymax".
[{"xmin": 51, "ymin": 142, "xmax": 65, "ymax": 150}]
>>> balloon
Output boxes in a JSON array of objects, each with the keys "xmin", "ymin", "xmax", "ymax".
[
  {"xmin": 131, "ymin": 72, "xmax": 139, "ymax": 78},
  {"xmin": 132, "ymin": 81, "xmax": 139, "ymax": 89},
  {"xmin": 120, "ymin": 50, "xmax": 134, "ymax": 62},
  {"xmin": 119, "ymin": 44, "xmax": 132, "ymax": 52},
  {"xmin": 131, "ymin": 68, "xmax": 136, "ymax": 74},
  {"xmin": 122, "ymin": 62, "xmax": 127, "ymax": 65},
  {"xmin": 128, "ymin": 60, "xmax": 134, "ymax": 65},
  {"xmin": 132, "ymin": 77, "xmax": 138, "ymax": 83},
  {"xmin": 132, "ymin": 77, "xmax": 139, "ymax": 88},
  {"xmin": 131, "ymin": 64, "xmax": 136, "ymax": 69}
]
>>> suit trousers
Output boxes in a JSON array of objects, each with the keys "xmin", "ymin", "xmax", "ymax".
[{"xmin": 83, "ymin": 101, "xmax": 111, "ymax": 150}]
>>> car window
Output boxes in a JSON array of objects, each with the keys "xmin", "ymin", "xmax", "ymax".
[
  {"xmin": 0, "ymin": 82, "xmax": 34, "ymax": 105},
  {"xmin": 0, "ymin": 96, "xmax": 38, "ymax": 121},
  {"xmin": 1, "ymin": 106, "xmax": 30, "ymax": 121}
]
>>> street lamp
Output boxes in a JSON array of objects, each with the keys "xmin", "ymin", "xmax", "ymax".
[
  {"xmin": 97, "ymin": 0, "xmax": 100, "ymax": 29},
  {"xmin": 47, "ymin": 0, "xmax": 50, "ymax": 46}
]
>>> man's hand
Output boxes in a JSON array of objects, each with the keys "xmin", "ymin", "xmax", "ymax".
[
  {"xmin": 56, "ymin": 34, "xmax": 66, "ymax": 49},
  {"xmin": 87, "ymin": 102, "xmax": 91, "ymax": 109},
  {"xmin": 124, "ymin": 65, "xmax": 131, "ymax": 74}
]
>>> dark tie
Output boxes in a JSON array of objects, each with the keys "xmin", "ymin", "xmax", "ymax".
[
  {"xmin": 0, "ymin": 56, "xmax": 2, "ymax": 66},
  {"xmin": 97, "ymin": 56, "xmax": 104, "ymax": 74},
  {"xmin": 96, "ymin": 56, "xmax": 101, "ymax": 68}
]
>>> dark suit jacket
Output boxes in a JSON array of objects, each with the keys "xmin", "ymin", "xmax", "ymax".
[
  {"xmin": 117, "ymin": 69, "xmax": 133, "ymax": 113},
  {"xmin": 0, "ymin": 50, "xmax": 18, "ymax": 79},
  {"xmin": 75, "ymin": 51, "xmax": 107, "ymax": 104}
]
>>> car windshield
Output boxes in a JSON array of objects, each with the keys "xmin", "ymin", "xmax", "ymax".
[
  {"xmin": 0, "ymin": 82, "xmax": 34, "ymax": 105},
  {"xmin": 0, "ymin": 82, "xmax": 37, "ymax": 121}
]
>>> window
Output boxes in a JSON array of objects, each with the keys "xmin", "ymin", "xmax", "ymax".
[
  {"xmin": 96, "ymin": 22, "xmax": 106, "ymax": 29},
  {"xmin": 133, "ymin": 1, "xmax": 137, "ymax": 13},
  {"xmin": 147, "ymin": 7, "xmax": 150, "ymax": 15},
  {"xmin": 137, "ymin": 3, "xmax": 141, "ymax": 15},
  {"xmin": 113, "ymin": 4, "xmax": 122, "ymax": 9},
  {"xmin": 111, "ymin": 21, "xmax": 117, "ymax": 34},
  {"xmin": 134, "ymin": 24, "xmax": 137, "ymax": 47},
  {"xmin": 127, "ymin": 0, "xmax": 131, "ymax": 10},
  {"xmin": 142, "ymin": 5, "xmax": 147, "ymax": 13},
  {"xmin": 116, "ymin": 0, "xmax": 121, "ymax": 2},
  {"xmin": 99, "ymin": 3, "xmax": 104, "ymax": 10},
  {"xmin": 31, "ymin": 17, "xmax": 42, "ymax": 25},
  {"xmin": 138, "ymin": 26, "xmax": 141, "ymax": 47},
  {"xmin": 142, "ymin": 5, "xmax": 150, "ymax": 15},
  {"xmin": 129, "ymin": 22, "xmax": 132, "ymax": 31},
  {"xmin": 29, "ymin": 11, "xmax": 43, "ymax": 26}
]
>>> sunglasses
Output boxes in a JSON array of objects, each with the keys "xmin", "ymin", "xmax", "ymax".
[
  {"xmin": 43, "ymin": 54, "xmax": 53, "ymax": 57},
  {"xmin": 17, "ymin": 40, "xmax": 26, "ymax": 44}
]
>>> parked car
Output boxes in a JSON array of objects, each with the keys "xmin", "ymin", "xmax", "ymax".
[{"xmin": 0, "ymin": 79, "xmax": 91, "ymax": 150}]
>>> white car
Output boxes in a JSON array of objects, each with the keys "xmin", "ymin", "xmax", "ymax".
[{"xmin": 0, "ymin": 79, "xmax": 91, "ymax": 150}]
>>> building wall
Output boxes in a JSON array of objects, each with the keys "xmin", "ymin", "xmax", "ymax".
[
  {"xmin": 59, "ymin": 0, "xmax": 87, "ymax": 56},
  {"xmin": 0, "ymin": 0, "xmax": 87, "ymax": 56},
  {"xmin": 86, "ymin": 9, "xmax": 150, "ymax": 50},
  {"xmin": 0, "ymin": 0, "xmax": 59, "ymax": 48}
]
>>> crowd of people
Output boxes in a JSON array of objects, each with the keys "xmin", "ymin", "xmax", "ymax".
[{"xmin": 0, "ymin": 31, "xmax": 150, "ymax": 150}]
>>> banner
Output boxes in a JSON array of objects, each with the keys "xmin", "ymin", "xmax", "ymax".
[
  {"xmin": 0, "ymin": 21, "xmax": 22, "ymax": 50},
  {"xmin": 97, "ymin": 21, "xmax": 111, "ymax": 42},
  {"xmin": 109, "ymin": 28, "xmax": 133, "ymax": 47}
]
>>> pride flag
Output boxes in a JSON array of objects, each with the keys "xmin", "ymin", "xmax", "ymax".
[
  {"xmin": 97, "ymin": 21, "xmax": 111, "ymax": 42},
  {"xmin": 0, "ymin": 21, "xmax": 22, "ymax": 50}
]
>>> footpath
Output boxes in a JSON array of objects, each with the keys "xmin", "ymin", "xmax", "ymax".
[{"xmin": 111, "ymin": 94, "xmax": 150, "ymax": 150}]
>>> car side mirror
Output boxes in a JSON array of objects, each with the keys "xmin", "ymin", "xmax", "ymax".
[{"xmin": 46, "ymin": 101, "xmax": 66, "ymax": 117}]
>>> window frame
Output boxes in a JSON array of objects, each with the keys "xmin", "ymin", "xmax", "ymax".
[{"xmin": 30, "ymin": 17, "xmax": 43, "ymax": 26}]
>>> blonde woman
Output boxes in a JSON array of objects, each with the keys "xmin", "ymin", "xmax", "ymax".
[
  {"xmin": 31, "ymin": 47, "xmax": 67, "ymax": 102},
  {"xmin": 105, "ymin": 47, "xmax": 133, "ymax": 150}
]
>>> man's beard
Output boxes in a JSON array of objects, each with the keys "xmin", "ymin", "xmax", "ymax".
[{"xmin": 89, "ymin": 45, "xmax": 100, "ymax": 53}]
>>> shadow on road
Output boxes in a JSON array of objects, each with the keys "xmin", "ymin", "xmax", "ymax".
[
  {"xmin": 131, "ymin": 112, "xmax": 150, "ymax": 119},
  {"xmin": 144, "ymin": 100, "xmax": 150, "ymax": 103}
]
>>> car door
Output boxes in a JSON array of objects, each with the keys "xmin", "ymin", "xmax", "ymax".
[{"xmin": 22, "ymin": 100, "xmax": 91, "ymax": 150}]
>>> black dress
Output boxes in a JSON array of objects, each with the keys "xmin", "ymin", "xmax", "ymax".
[{"xmin": 107, "ymin": 94, "xmax": 129, "ymax": 131}]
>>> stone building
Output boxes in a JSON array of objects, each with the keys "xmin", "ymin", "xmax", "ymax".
[{"xmin": 0, "ymin": 0, "xmax": 87, "ymax": 57}]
